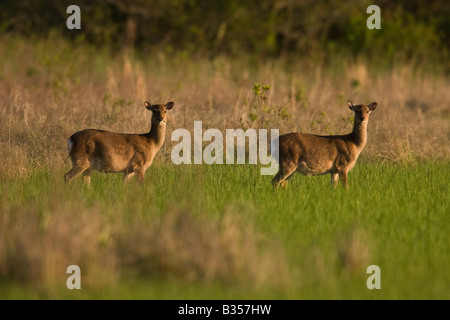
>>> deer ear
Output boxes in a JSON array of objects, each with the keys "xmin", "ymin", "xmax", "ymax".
[
  {"xmin": 368, "ymin": 102, "xmax": 377, "ymax": 112},
  {"xmin": 348, "ymin": 101, "xmax": 355, "ymax": 111},
  {"xmin": 144, "ymin": 101, "xmax": 152, "ymax": 110},
  {"xmin": 165, "ymin": 101, "xmax": 174, "ymax": 110}
]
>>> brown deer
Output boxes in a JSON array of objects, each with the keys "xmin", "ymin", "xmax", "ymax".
[
  {"xmin": 272, "ymin": 101, "xmax": 377, "ymax": 190},
  {"xmin": 64, "ymin": 101, "xmax": 174, "ymax": 186}
]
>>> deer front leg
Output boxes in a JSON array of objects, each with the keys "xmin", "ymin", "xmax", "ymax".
[
  {"xmin": 339, "ymin": 170, "xmax": 349, "ymax": 189},
  {"xmin": 83, "ymin": 167, "xmax": 93, "ymax": 186},
  {"xmin": 65, "ymin": 159, "xmax": 90, "ymax": 184},
  {"xmin": 135, "ymin": 168, "xmax": 145, "ymax": 184},
  {"xmin": 126, "ymin": 155, "xmax": 147, "ymax": 185}
]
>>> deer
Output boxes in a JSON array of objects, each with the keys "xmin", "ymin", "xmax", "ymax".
[
  {"xmin": 64, "ymin": 101, "xmax": 174, "ymax": 186},
  {"xmin": 272, "ymin": 101, "xmax": 377, "ymax": 190}
]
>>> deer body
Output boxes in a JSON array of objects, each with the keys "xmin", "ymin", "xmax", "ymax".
[
  {"xmin": 65, "ymin": 101, "xmax": 174, "ymax": 186},
  {"xmin": 272, "ymin": 102, "xmax": 376, "ymax": 190}
]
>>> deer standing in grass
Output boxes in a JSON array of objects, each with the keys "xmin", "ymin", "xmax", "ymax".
[
  {"xmin": 272, "ymin": 101, "xmax": 377, "ymax": 190},
  {"xmin": 65, "ymin": 101, "xmax": 174, "ymax": 186}
]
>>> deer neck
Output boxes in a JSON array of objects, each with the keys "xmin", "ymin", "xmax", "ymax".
[
  {"xmin": 147, "ymin": 121, "xmax": 166, "ymax": 147},
  {"xmin": 350, "ymin": 119, "xmax": 368, "ymax": 148}
]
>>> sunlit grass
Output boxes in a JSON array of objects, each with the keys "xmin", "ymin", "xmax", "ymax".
[
  {"xmin": 0, "ymin": 35, "xmax": 448, "ymax": 299},
  {"xmin": 0, "ymin": 161, "xmax": 448, "ymax": 299}
]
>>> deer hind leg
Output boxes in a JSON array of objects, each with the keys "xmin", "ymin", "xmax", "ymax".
[
  {"xmin": 280, "ymin": 171, "xmax": 295, "ymax": 189},
  {"xmin": 331, "ymin": 171, "xmax": 339, "ymax": 189},
  {"xmin": 272, "ymin": 163, "xmax": 297, "ymax": 191},
  {"xmin": 123, "ymin": 171, "xmax": 135, "ymax": 185},
  {"xmin": 65, "ymin": 159, "xmax": 90, "ymax": 184}
]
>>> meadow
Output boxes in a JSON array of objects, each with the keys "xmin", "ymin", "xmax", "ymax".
[
  {"xmin": 1, "ymin": 163, "xmax": 449, "ymax": 299},
  {"xmin": 0, "ymin": 35, "xmax": 449, "ymax": 299}
]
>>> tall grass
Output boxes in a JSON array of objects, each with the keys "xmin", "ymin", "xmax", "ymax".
[
  {"xmin": 0, "ymin": 162, "xmax": 449, "ymax": 299},
  {"xmin": 0, "ymin": 35, "xmax": 448, "ymax": 299},
  {"xmin": 0, "ymin": 35, "xmax": 449, "ymax": 179}
]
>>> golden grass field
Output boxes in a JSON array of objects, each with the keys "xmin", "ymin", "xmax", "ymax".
[
  {"xmin": 1, "ymin": 35, "xmax": 449, "ymax": 178},
  {"xmin": 0, "ymin": 35, "xmax": 449, "ymax": 299}
]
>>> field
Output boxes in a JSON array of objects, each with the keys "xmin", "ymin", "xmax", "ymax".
[
  {"xmin": 0, "ymin": 35, "xmax": 449, "ymax": 299},
  {"xmin": 1, "ymin": 163, "xmax": 449, "ymax": 299}
]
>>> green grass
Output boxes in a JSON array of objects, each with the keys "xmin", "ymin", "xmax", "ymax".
[{"xmin": 0, "ymin": 161, "xmax": 448, "ymax": 299}]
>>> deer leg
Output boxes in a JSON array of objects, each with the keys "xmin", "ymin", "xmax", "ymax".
[
  {"xmin": 123, "ymin": 171, "xmax": 135, "ymax": 185},
  {"xmin": 272, "ymin": 172, "xmax": 283, "ymax": 191},
  {"xmin": 280, "ymin": 171, "xmax": 295, "ymax": 189},
  {"xmin": 272, "ymin": 163, "xmax": 297, "ymax": 191},
  {"xmin": 65, "ymin": 159, "xmax": 90, "ymax": 184},
  {"xmin": 331, "ymin": 172, "xmax": 339, "ymax": 189},
  {"xmin": 134, "ymin": 168, "xmax": 145, "ymax": 185},
  {"xmin": 339, "ymin": 170, "xmax": 348, "ymax": 189},
  {"xmin": 82, "ymin": 167, "xmax": 93, "ymax": 186}
]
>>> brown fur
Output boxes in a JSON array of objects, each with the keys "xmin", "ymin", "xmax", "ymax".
[
  {"xmin": 64, "ymin": 101, "xmax": 174, "ymax": 186},
  {"xmin": 272, "ymin": 101, "xmax": 377, "ymax": 190}
]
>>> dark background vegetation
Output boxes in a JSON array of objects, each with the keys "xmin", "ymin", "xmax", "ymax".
[{"xmin": 1, "ymin": 0, "xmax": 449, "ymax": 66}]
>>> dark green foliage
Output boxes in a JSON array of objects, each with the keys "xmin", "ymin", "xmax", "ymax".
[{"xmin": 1, "ymin": 0, "xmax": 448, "ymax": 64}]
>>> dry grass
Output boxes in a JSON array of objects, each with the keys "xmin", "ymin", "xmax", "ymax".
[
  {"xmin": 0, "ymin": 194, "xmax": 289, "ymax": 292},
  {"xmin": 0, "ymin": 35, "xmax": 448, "ymax": 298},
  {"xmin": 0, "ymin": 200, "xmax": 117, "ymax": 290},
  {"xmin": 115, "ymin": 208, "xmax": 289, "ymax": 287},
  {"xmin": 337, "ymin": 227, "xmax": 372, "ymax": 274},
  {"xmin": 1, "ymin": 37, "xmax": 448, "ymax": 179}
]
